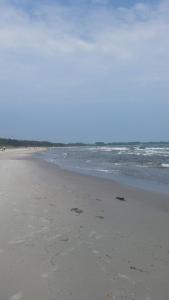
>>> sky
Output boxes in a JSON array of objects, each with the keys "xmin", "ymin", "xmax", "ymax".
[{"xmin": 0, "ymin": 0, "xmax": 168, "ymax": 142}]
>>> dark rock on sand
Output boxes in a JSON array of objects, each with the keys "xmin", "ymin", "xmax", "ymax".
[
  {"xmin": 116, "ymin": 196, "xmax": 126, "ymax": 201},
  {"xmin": 130, "ymin": 266, "xmax": 145, "ymax": 273},
  {"xmin": 70, "ymin": 208, "xmax": 83, "ymax": 214}
]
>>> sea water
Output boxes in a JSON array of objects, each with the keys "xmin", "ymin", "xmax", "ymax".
[{"xmin": 38, "ymin": 144, "xmax": 169, "ymax": 195}]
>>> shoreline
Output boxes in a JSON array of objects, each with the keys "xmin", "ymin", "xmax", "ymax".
[
  {"xmin": 36, "ymin": 146, "xmax": 169, "ymax": 197},
  {"xmin": 34, "ymin": 152, "xmax": 169, "ymax": 212},
  {"xmin": 0, "ymin": 149, "xmax": 169, "ymax": 299}
]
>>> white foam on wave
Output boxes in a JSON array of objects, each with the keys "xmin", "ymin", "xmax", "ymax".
[
  {"xmin": 102, "ymin": 147, "xmax": 129, "ymax": 151},
  {"xmin": 161, "ymin": 163, "xmax": 169, "ymax": 168},
  {"xmin": 88, "ymin": 146, "xmax": 129, "ymax": 152},
  {"xmin": 131, "ymin": 148, "xmax": 169, "ymax": 157},
  {"xmin": 96, "ymin": 169, "xmax": 112, "ymax": 173},
  {"xmin": 88, "ymin": 146, "xmax": 169, "ymax": 157},
  {"xmin": 47, "ymin": 158, "xmax": 57, "ymax": 164},
  {"xmin": 146, "ymin": 147, "xmax": 169, "ymax": 151},
  {"xmin": 135, "ymin": 164, "xmax": 149, "ymax": 168},
  {"xmin": 62, "ymin": 152, "xmax": 68, "ymax": 158}
]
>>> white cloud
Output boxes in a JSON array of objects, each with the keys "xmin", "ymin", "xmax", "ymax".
[{"xmin": 0, "ymin": 1, "xmax": 169, "ymax": 103}]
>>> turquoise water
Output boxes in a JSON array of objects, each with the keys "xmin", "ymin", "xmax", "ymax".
[{"xmin": 38, "ymin": 144, "xmax": 169, "ymax": 194}]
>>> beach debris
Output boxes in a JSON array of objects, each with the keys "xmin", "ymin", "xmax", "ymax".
[
  {"xmin": 116, "ymin": 196, "xmax": 126, "ymax": 201},
  {"xmin": 130, "ymin": 265, "xmax": 146, "ymax": 273},
  {"xmin": 96, "ymin": 215, "xmax": 104, "ymax": 219},
  {"xmin": 70, "ymin": 208, "xmax": 83, "ymax": 214}
]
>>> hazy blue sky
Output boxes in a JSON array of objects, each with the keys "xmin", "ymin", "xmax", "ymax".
[{"xmin": 0, "ymin": 0, "xmax": 168, "ymax": 142}]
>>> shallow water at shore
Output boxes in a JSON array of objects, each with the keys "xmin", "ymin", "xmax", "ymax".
[{"xmin": 38, "ymin": 144, "xmax": 169, "ymax": 195}]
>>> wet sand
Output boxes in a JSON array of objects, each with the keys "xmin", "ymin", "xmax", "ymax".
[{"xmin": 0, "ymin": 149, "xmax": 169, "ymax": 300}]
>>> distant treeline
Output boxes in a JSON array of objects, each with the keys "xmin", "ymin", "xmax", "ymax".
[
  {"xmin": 0, "ymin": 138, "xmax": 86, "ymax": 148},
  {"xmin": 0, "ymin": 138, "xmax": 169, "ymax": 148},
  {"xmin": 0, "ymin": 138, "xmax": 63, "ymax": 148},
  {"xmin": 95, "ymin": 141, "xmax": 169, "ymax": 146}
]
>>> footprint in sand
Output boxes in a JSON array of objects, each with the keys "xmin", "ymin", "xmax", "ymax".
[{"xmin": 70, "ymin": 208, "xmax": 83, "ymax": 214}]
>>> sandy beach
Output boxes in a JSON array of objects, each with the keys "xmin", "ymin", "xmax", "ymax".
[{"xmin": 0, "ymin": 149, "xmax": 169, "ymax": 300}]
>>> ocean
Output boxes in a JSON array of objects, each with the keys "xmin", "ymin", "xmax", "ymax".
[{"xmin": 38, "ymin": 144, "xmax": 169, "ymax": 195}]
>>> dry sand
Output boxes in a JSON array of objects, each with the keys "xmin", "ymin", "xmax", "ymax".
[{"xmin": 0, "ymin": 149, "xmax": 169, "ymax": 300}]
